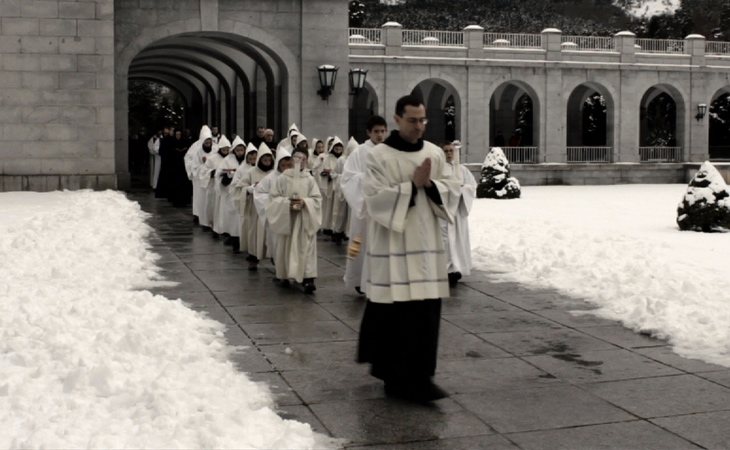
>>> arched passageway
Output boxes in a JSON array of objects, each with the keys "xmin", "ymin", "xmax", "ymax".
[
  {"xmin": 348, "ymin": 82, "xmax": 378, "ymax": 143},
  {"xmin": 639, "ymin": 85, "xmax": 685, "ymax": 162},
  {"xmin": 489, "ymin": 81, "xmax": 540, "ymax": 163},
  {"xmin": 411, "ymin": 79, "xmax": 461, "ymax": 145},
  {"xmin": 126, "ymin": 31, "xmax": 289, "ymax": 186},
  {"xmin": 566, "ymin": 83, "xmax": 614, "ymax": 163},
  {"xmin": 710, "ymin": 88, "xmax": 730, "ymax": 161}
]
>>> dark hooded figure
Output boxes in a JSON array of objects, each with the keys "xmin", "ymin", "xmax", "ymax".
[{"xmin": 167, "ymin": 130, "xmax": 193, "ymax": 207}]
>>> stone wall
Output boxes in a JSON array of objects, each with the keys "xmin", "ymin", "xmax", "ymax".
[{"xmin": 0, "ymin": 0, "xmax": 115, "ymax": 191}]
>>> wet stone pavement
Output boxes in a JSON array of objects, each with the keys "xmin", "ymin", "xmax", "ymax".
[{"xmin": 132, "ymin": 192, "xmax": 730, "ymax": 449}]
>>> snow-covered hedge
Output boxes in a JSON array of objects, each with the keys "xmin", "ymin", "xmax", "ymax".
[
  {"xmin": 677, "ymin": 161, "xmax": 730, "ymax": 232},
  {"xmin": 477, "ymin": 147, "xmax": 521, "ymax": 199}
]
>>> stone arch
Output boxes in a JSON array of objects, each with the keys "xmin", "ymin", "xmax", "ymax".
[
  {"xmin": 565, "ymin": 81, "xmax": 616, "ymax": 162},
  {"xmin": 639, "ymin": 84, "xmax": 685, "ymax": 151},
  {"xmin": 488, "ymin": 80, "xmax": 541, "ymax": 158},
  {"xmin": 409, "ymin": 78, "xmax": 462, "ymax": 144},
  {"xmin": 349, "ymin": 81, "xmax": 379, "ymax": 143},
  {"xmin": 709, "ymin": 87, "xmax": 730, "ymax": 160},
  {"xmin": 116, "ymin": 18, "xmax": 300, "ymax": 187}
]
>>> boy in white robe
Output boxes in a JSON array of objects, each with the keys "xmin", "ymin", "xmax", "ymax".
[
  {"xmin": 235, "ymin": 143, "xmax": 272, "ymax": 269},
  {"xmin": 276, "ymin": 123, "xmax": 299, "ymax": 154},
  {"xmin": 357, "ymin": 95, "xmax": 459, "ymax": 403},
  {"xmin": 440, "ymin": 141, "xmax": 476, "ymax": 286},
  {"xmin": 331, "ymin": 137, "xmax": 358, "ymax": 244},
  {"xmin": 185, "ymin": 126, "xmax": 216, "ymax": 227},
  {"xmin": 215, "ymin": 136, "xmax": 246, "ymax": 244},
  {"xmin": 147, "ymin": 130, "xmax": 162, "ymax": 189},
  {"xmin": 319, "ymin": 137, "xmax": 345, "ymax": 238},
  {"xmin": 254, "ymin": 148, "xmax": 291, "ymax": 267},
  {"xmin": 341, "ymin": 115, "xmax": 388, "ymax": 294},
  {"xmin": 267, "ymin": 147, "xmax": 322, "ymax": 293},
  {"xmin": 199, "ymin": 135, "xmax": 229, "ymax": 235}
]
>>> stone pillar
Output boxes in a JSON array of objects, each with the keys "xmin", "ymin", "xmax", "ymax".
[
  {"xmin": 617, "ymin": 71, "xmax": 640, "ymax": 163},
  {"xmin": 200, "ymin": 0, "xmax": 218, "ymax": 32},
  {"xmin": 615, "ymin": 31, "xmax": 636, "ymax": 64},
  {"xmin": 465, "ymin": 67, "xmax": 486, "ymax": 163},
  {"xmin": 685, "ymin": 34, "xmax": 706, "ymax": 67},
  {"xmin": 383, "ymin": 21, "xmax": 403, "ymax": 56},
  {"xmin": 464, "ymin": 25, "xmax": 484, "ymax": 59},
  {"xmin": 543, "ymin": 68, "xmax": 566, "ymax": 163},
  {"xmin": 542, "ymin": 28, "xmax": 562, "ymax": 62}
]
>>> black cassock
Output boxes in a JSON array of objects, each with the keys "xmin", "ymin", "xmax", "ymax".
[{"xmin": 167, "ymin": 137, "xmax": 192, "ymax": 207}]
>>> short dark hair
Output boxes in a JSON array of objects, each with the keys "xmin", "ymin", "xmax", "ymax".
[
  {"xmin": 292, "ymin": 147, "xmax": 308, "ymax": 158},
  {"xmin": 395, "ymin": 95, "xmax": 424, "ymax": 116},
  {"xmin": 366, "ymin": 115, "xmax": 387, "ymax": 131}
]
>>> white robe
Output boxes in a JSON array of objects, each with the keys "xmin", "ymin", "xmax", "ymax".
[
  {"xmin": 198, "ymin": 151, "xmax": 224, "ymax": 228},
  {"xmin": 440, "ymin": 163, "xmax": 476, "ymax": 276},
  {"xmin": 267, "ymin": 169, "xmax": 322, "ymax": 282},
  {"xmin": 254, "ymin": 170, "xmax": 282, "ymax": 259},
  {"xmin": 234, "ymin": 166, "xmax": 269, "ymax": 256},
  {"xmin": 340, "ymin": 140, "xmax": 375, "ymax": 289},
  {"xmin": 214, "ymin": 154, "xmax": 243, "ymax": 236},
  {"xmin": 185, "ymin": 126, "xmax": 215, "ymax": 219},
  {"xmin": 147, "ymin": 136, "xmax": 161, "ymax": 188},
  {"xmin": 331, "ymin": 155, "xmax": 349, "ymax": 234},
  {"xmin": 319, "ymin": 153, "xmax": 343, "ymax": 231},
  {"xmin": 363, "ymin": 141, "xmax": 458, "ymax": 303}
]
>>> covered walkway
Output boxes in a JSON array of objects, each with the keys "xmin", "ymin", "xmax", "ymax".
[{"xmin": 134, "ymin": 192, "xmax": 730, "ymax": 449}]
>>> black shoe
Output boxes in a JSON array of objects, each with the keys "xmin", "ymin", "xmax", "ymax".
[
  {"xmin": 385, "ymin": 380, "xmax": 448, "ymax": 403},
  {"xmin": 193, "ymin": 216, "xmax": 200, "ymax": 225},
  {"xmin": 355, "ymin": 286, "xmax": 364, "ymax": 295},
  {"xmin": 201, "ymin": 225, "xmax": 211, "ymax": 232},
  {"xmin": 448, "ymin": 272, "xmax": 462, "ymax": 287},
  {"xmin": 211, "ymin": 232, "xmax": 220, "ymax": 239},
  {"xmin": 223, "ymin": 236, "xmax": 233, "ymax": 246},
  {"xmin": 323, "ymin": 229, "xmax": 333, "ymax": 236},
  {"xmin": 302, "ymin": 279, "xmax": 316, "ymax": 294},
  {"xmin": 332, "ymin": 232, "xmax": 344, "ymax": 245}
]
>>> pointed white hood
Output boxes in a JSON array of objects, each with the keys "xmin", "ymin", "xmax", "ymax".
[
  {"xmin": 274, "ymin": 148, "xmax": 292, "ymax": 172},
  {"xmin": 255, "ymin": 143, "xmax": 274, "ymax": 166},
  {"xmin": 287, "ymin": 123, "xmax": 299, "ymax": 136},
  {"xmin": 230, "ymin": 135, "xmax": 245, "ymax": 150},
  {"xmin": 218, "ymin": 135, "xmax": 231, "ymax": 149},
  {"xmin": 329, "ymin": 136, "xmax": 344, "ymax": 153},
  {"xmin": 246, "ymin": 142, "xmax": 258, "ymax": 154},
  {"xmin": 293, "ymin": 133, "xmax": 308, "ymax": 147},
  {"xmin": 345, "ymin": 136, "xmax": 359, "ymax": 157},
  {"xmin": 198, "ymin": 125, "xmax": 212, "ymax": 141}
]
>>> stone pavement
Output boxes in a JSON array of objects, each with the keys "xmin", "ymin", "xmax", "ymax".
[{"xmin": 132, "ymin": 192, "xmax": 730, "ymax": 450}]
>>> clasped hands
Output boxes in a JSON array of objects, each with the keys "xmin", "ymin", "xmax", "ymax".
[{"xmin": 412, "ymin": 157, "xmax": 433, "ymax": 188}]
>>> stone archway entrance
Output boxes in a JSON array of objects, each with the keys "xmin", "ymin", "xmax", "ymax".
[
  {"xmin": 566, "ymin": 83, "xmax": 614, "ymax": 163},
  {"xmin": 411, "ymin": 79, "xmax": 461, "ymax": 144},
  {"xmin": 489, "ymin": 81, "xmax": 540, "ymax": 163}
]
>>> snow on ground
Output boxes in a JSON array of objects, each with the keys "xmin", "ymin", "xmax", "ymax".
[
  {"xmin": 0, "ymin": 191, "xmax": 333, "ymax": 449},
  {"xmin": 616, "ymin": 0, "xmax": 680, "ymax": 18},
  {"xmin": 470, "ymin": 184, "xmax": 730, "ymax": 367}
]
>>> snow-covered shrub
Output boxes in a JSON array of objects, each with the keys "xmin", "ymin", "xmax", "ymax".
[
  {"xmin": 477, "ymin": 147, "xmax": 521, "ymax": 199},
  {"xmin": 677, "ymin": 161, "xmax": 730, "ymax": 232}
]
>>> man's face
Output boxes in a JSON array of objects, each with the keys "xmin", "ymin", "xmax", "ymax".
[
  {"xmin": 202, "ymin": 138, "xmax": 212, "ymax": 152},
  {"xmin": 163, "ymin": 128, "xmax": 171, "ymax": 136},
  {"xmin": 257, "ymin": 127, "xmax": 265, "ymax": 138},
  {"xmin": 212, "ymin": 127, "xmax": 219, "ymax": 136},
  {"xmin": 264, "ymin": 131, "xmax": 274, "ymax": 142},
  {"xmin": 368, "ymin": 125, "xmax": 388, "ymax": 144},
  {"xmin": 246, "ymin": 151, "xmax": 258, "ymax": 165},
  {"xmin": 394, "ymin": 104, "xmax": 427, "ymax": 144},
  {"xmin": 443, "ymin": 144, "xmax": 455, "ymax": 163},
  {"xmin": 175, "ymin": 131, "xmax": 182, "ymax": 140},
  {"xmin": 331, "ymin": 144, "xmax": 343, "ymax": 157}
]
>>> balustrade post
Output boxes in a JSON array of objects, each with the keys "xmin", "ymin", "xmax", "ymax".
[
  {"xmin": 463, "ymin": 24, "xmax": 484, "ymax": 58},
  {"xmin": 542, "ymin": 28, "xmax": 562, "ymax": 61},
  {"xmin": 382, "ymin": 21, "xmax": 403, "ymax": 56},
  {"xmin": 614, "ymin": 31, "xmax": 636, "ymax": 63},
  {"xmin": 685, "ymin": 34, "xmax": 706, "ymax": 66}
]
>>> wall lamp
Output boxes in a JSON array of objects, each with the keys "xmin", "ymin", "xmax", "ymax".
[
  {"xmin": 349, "ymin": 68, "xmax": 368, "ymax": 96},
  {"xmin": 695, "ymin": 103, "xmax": 707, "ymax": 121},
  {"xmin": 317, "ymin": 64, "xmax": 339, "ymax": 101}
]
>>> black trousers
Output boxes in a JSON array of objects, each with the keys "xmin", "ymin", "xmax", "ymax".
[{"xmin": 357, "ymin": 298, "xmax": 442, "ymax": 383}]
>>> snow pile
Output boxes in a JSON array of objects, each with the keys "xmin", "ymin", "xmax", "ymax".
[
  {"xmin": 616, "ymin": 0, "xmax": 680, "ymax": 18},
  {"xmin": 0, "ymin": 191, "xmax": 331, "ymax": 449},
  {"xmin": 470, "ymin": 185, "xmax": 730, "ymax": 367},
  {"xmin": 477, "ymin": 147, "xmax": 521, "ymax": 199},
  {"xmin": 677, "ymin": 161, "xmax": 730, "ymax": 232}
]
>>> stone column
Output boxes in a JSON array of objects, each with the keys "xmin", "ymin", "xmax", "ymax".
[
  {"xmin": 383, "ymin": 21, "xmax": 403, "ymax": 56},
  {"xmin": 686, "ymin": 34, "xmax": 708, "ymax": 162},
  {"xmin": 685, "ymin": 34, "xmax": 706, "ymax": 67},
  {"xmin": 464, "ymin": 25, "xmax": 484, "ymax": 59},
  {"xmin": 542, "ymin": 28, "xmax": 562, "ymax": 62},
  {"xmin": 543, "ymin": 68, "xmax": 566, "ymax": 163},
  {"xmin": 614, "ymin": 31, "xmax": 636, "ymax": 64}
]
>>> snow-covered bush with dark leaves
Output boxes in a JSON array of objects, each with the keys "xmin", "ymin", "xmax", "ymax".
[
  {"xmin": 677, "ymin": 161, "xmax": 730, "ymax": 232},
  {"xmin": 477, "ymin": 147, "xmax": 521, "ymax": 199}
]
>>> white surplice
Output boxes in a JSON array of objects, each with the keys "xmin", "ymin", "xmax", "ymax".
[
  {"xmin": 440, "ymin": 162, "xmax": 476, "ymax": 276},
  {"xmin": 147, "ymin": 135, "xmax": 161, "ymax": 188},
  {"xmin": 234, "ymin": 144, "xmax": 272, "ymax": 257},
  {"xmin": 266, "ymin": 168, "xmax": 322, "ymax": 282}
]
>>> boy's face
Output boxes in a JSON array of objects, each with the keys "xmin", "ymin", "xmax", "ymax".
[
  {"xmin": 219, "ymin": 146, "xmax": 231, "ymax": 156},
  {"xmin": 246, "ymin": 151, "xmax": 257, "ymax": 165},
  {"xmin": 233, "ymin": 146, "xmax": 246, "ymax": 158},
  {"xmin": 315, "ymin": 142, "xmax": 324, "ymax": 154},
  {"xmin": 443, "ymin": 144, "xmax": 455, "ymax": 163},
  {"xmin": 331, "ymin": 144, "xmax": 343, "ymax": 157},
  {"xmin": 278, "ymin": 157, "xmax": 293, "ymax": 172}
]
